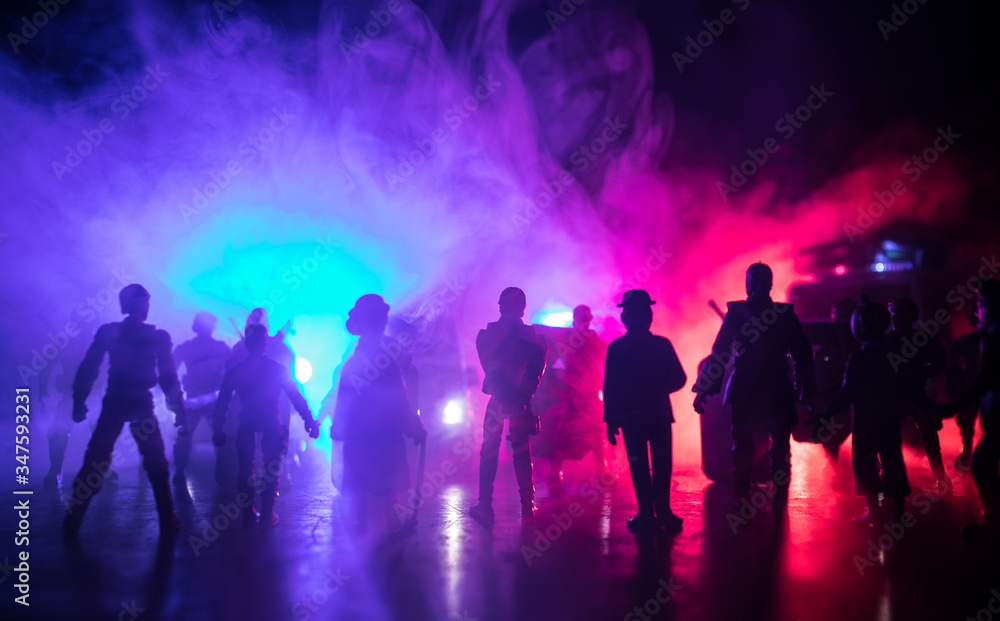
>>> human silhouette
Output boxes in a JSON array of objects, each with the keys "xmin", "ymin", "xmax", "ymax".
[
  {"xmin": 219, "ymin": 308, "xmax": 296, "ymax": 491},
  {"xmin": 946, "ymin": 305, "xmax": 982, "ymax": 470},
  {"xmin": 821, "ymin": 296, "xmax": 934, "ymax": 524},
  {"xmin": 887, "ymin": 297, "xmax": 950, "ymax": 490},
  {"xmin": 534, "ymin": 305, "xmax": 609, "ymax": 492},
  {"xmin": 603, "ymin": 290, "xmax": 687, "ymax": 531},
  {"xmin": 40, "ymin": 318, "xmax": 91, "ymax": 490},
  {"xmin": 64, "ymin": 284, "xmax": 186, "ymax": 535},
  {"xmin": 944, "ymin": 280, "xmax": 1000, "ymax": 539},
  {"xmin": 330, "ymin": 294, "xmax": 425, "ymax": 533},
  {"xmin": 693, "ymin": 263, "xmax": 815, "ymax": 520},
  {"xmin": 213, "ymin": 323, "xmax": 319, "ymax": 527},
  {"xmin": 171, "ymin": 312, "xmax": 231, "ymax": 484},
  {"xmin": 810, "ymin": 298, "xmax": 860, "ymax": 465},
  {"xmin": 469, "ymin": 287, "xmax": 548, "ymax": 523}
]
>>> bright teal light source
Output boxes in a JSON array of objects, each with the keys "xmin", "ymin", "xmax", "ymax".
[
  {"xmin": 536, "ymin": 310, "xmax": 573, "ymax": 327},
  {"xmin": 295, "ymin": 358, "xmax": 313, "ymax": 383}
]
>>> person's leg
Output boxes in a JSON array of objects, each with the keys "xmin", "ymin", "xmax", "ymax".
[
  {"xmin": 916, "ymin": 413, "xmax": 948, "ymax": 483},
  {"xmin": 172, "ymin": 404, "xmax": 205, "ymax": 481},
  {"xmin": 622, "ymin": 423, "xmax": 654, "ymax": 522},
  {"xmin": 510, "ymin": 412, "xmax": 535, "ymax": 517},
  {"xmin": 45, "ymin": 408, "xmax": 72, "ymax": 489},
  {"xmin": 235, "ymin": 426, "xmax": 258, "ymax": 523},
  {"xmin": 476, "ymin": 399, "xmax": 503, "ymax": 505},
  {"xmin": 770, "ymin": 425, "xmax": 792, "ymax": 517},
  {"xmin": 130, "ymin": 410, "xmax": 179, "ymax": 530},
  {"xmin": 259, "ymin": 427, "xmax": 285, "ymax": 525},
  {"xmin": 877, "ymin": 420, "xmax": 911, "ymax": 523},
  {"xmin": 971, "ymin": 429, "xmax": 1000, "ymax": 533},
  {"xmin": 64, "ymin": 410, "xmax": 123, "ymax": 532},
  {"xmin": 648, "ymin": 419, "xmax": 679, "ymax": 527},
  {"xmin": 731, "ymin": 423, "xmax": 753, "ymax": 499},
  {"xmin": 956, "ymin": 407, "xmax": 978, "ymax": 469}
]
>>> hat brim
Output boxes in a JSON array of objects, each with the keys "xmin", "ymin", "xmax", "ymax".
[{"xmin": 617, "ymin": 300, "xmax": 656, "ymax": 307}]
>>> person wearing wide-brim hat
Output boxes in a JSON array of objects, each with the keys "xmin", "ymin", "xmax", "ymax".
[
  {"xmin": 603, "ymin": 289, "xmax": 687, "ymax": 532},
  {"xmin": 331, "ymin": 294, "xmax": 425, "ymax": 534}
]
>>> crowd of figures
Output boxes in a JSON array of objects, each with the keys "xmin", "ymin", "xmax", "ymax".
[{"xmin": 50, "ymin": 260, "xmax": 1000, "ymax": 542}]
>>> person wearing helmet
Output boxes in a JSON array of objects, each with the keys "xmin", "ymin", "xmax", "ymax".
[
  {"xmin": 693, "ymin": 263, "xmax": 816, "ymax": 521},
  {"xmin": 213, "ymin": 323, "xmax": 320, "ymax": 527},
  {"xmin": 171, "ymin": 312, "xmax": 231, "ymax": 484},
  {"xmin": 822, "ymin": 296, "xmax": 935, "ymax": 524},
  {"xmin": 330, "ymin": 294, "xmax": 425, "ymax": 533},
  {"xmin": 943, "ymin": 280, "xmax": 1000, "ymax": 540},
  {"xmin": 219, "ymin": 307, "xmax": 296, "ymax": 492},
  {"xmin": 469, "ymin": 287, "xmax": 548, "ymax": 523},
  {"xmin": 887, "ymin": 297, "xmax": 950, "ymax": 490},
  {"xmin": 64, "ymin": 284, "xmax": 187, "ymax": 535},
  {"xmin": 604, "ymin": 290, "xmax": 687, "ymax": 531}
]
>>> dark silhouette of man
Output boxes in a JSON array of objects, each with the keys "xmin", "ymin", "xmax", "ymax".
[
  {"xmin": 821, "ymin": 296, "xmax": 933, "ymax": 525},
  {"xmin": 945, "ymin": 280, "xmax": 1000, "ymax": 540},
  {"xmin": 604, "ymin": 290, "xmax": 687, "ymax": 531},
  {"xmin": 213, "ymin": 323, "xmax": 319, "ymax": 527},
  {"xmin": 947, "ymin": 305, "xmax": 983, "ymax": 470},
  {"xmin": 887, "ymin": 297, "xmax": 949, "ymax": 489},
  {"xmin": 693, "ymin": 263, "xmax": 815, "ymax": 520},
  {"xmin": 470, "ymin": 287, "xmax": 547, "ymax": 523},
  {"xmin": 64, "ymin": 284, "xmax": 186, "ymax": 535},
  {"xmin": 219, "ymin": 307, "xmax": 296, "ymax": 491},
  {"xmin": 171, "ymin": 312, "xmax": 231, "ymax": 484}
]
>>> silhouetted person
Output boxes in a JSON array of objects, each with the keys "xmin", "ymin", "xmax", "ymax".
[
  {"xmin": 171, "ymin": 312, "xmax": 231, "ymax": 484},
  {"xmin": 944, "ymin": 281, "xmax": 1000, "ymax": 540},
  {"xmin": 537, "ymin": 305, "xmax": 609, "ymax": 490},
  {"xmin": 604, "ymin": 290, "xmax": 686, "ymax": 531},
  {"xmin": 888, "ymin": 297, "xmax": 949, "ymax": 489},
  {"xmin": 64, "ymin": 284, "xmax": 186, "ymax": 535},
  {"xmin": 822, "ymin": 296, "xmax": 933, "ymax": 524},
  {"xmin": 469, "ymin": 287, "xmax": 547, "ymax": 523},
  {"xmin": 330, "ymin": 294, "xmax": 425, "ymax": 533},
  {"xmin": 213, "ymin": 323, "xmax": 319, "ymax": 527},
  {"xmin": 220, "ymin": 308, "xmax": 296, "ymax": 490},
  {"xmin": 946, "ymin": 305, "xmax": 983, "ymax": 470},
  {"xmin": 40, "ymin": 320, "xmax": 91, "ymax": 490},
  {"xmin": 812, "ymin": 298, "xmax": 860, "ymax": 465},
  {"xmin": 693, "ymin": 263, "xmax": 815, "ymax": 520}
]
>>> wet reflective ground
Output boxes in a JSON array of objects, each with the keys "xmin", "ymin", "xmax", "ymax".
[{"xmin": 2, "ymin": 423, "xmax": 996, "ymax": 621}]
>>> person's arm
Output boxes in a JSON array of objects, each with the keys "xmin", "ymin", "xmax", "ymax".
[
  {"xmin": 951, "ymin": 334, "xmax": 998, "ymax": 411},
  {"xmin": 788, "ymin": 312, "xmax": 817, "ymax": 402},
  {"xmin": 156, "ymin": 331, "xmax": 185, "ymax": 421},
  {"xmin": 693, "ymin": 314, "xmax": 736, "ymax": 396},
  {"xmin": 213, "ymin": 369, "xmax": 236, "ymax": 444},
  {"xmin": 821, "ymin": 354, "xmax": 857, "ymax": 420},
  {"xmin": 662, "ymin": 339, "xmax": 687, "ymax": 394},
  {"xmin": 71, "ymin": 326, "xmax": 109, "ymax": 421},
  {"xmin": 922, "ymin": 335, "xmax": 948, "ymax": 379},
  {"xmin": 282, "ymin": 368, "xmax": 318, "ymax": 438},
  {"xmin": 520, "ymin": 334, "xmax": 548, "ymax": 407}
]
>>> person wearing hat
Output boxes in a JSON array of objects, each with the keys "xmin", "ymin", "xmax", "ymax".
[
  {"xmin": 820, "ymin": 296, "xmax": 934, "ymax": 524},
  {"xmin": 604, "ymin": 289, "xmax": 687, "ymax": 531},
  {"xmin": 64, "ymin": 284, "xmax": 187, "ymax": 535},
  {"xmin": 943, "ymin": 280, "xmax": 1000, "ymax": 540},
  {"xmin": 331, "ymin": 294, "xmax": 425, "ymax": 533},
  {"xmin": 213, "ymin": 322, "xmax": 319, "ymax": 527},
  {"xmin": 171, "ymin": 311, "xmax": 231, "ymax": 485},
  {"xmin": 469, "ymin": 287, "xmax": 548, "ymax": 523},
  {"xmin": 887, "ymin": 297, "xmax": 950, "ymax": 490},
  {"xmin": 693, "ymin": 263, "xmax": 815, "ymax": 520}
]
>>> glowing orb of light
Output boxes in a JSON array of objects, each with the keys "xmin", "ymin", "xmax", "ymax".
[
  {"xmin": 874, "ymin": 262, "xmax": 886, "ymax": 273},
  {"xmin": 294, "ymin": 358, "xmax": 313, "ymax": 383},
  {"xmin": 833, "ymin": 264, "xmax": 847, "ymax": 276},
  {"xmin": 443, "ymin": 398, "xmax": 465, "ymax": 425}
]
